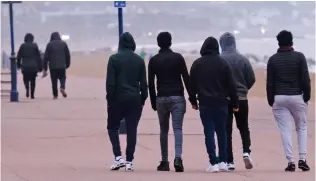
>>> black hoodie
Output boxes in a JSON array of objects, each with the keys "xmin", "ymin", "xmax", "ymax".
[
  {"xmin": 44, "ymin": 32, "xmax": 71, "ymax": 71},
  {"xmin": 189, "ymin": 37, "xmax": 238, "ymax": 108},
  {"xmin": 148, "ymin": 32, "xmax": 190, "ymax": 110},
  {"xmin": 17, "ymin": 33, "xmax": 42, "ymax": 72},
  {"xmin": 106, "ymin": 32, "xmax": 148, "ymax": 106}
]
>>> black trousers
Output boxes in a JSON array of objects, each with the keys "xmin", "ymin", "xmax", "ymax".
[
  {"xmin": 226, "ymin": 100, "xmax": 251, "ymax": 163},
  {"xmin": 22, "ymin": 71, "xmax": 37, "ymax": 97},
  {"xmin": 50, "ymin": 69, "xmax": 66, "ymax": 97},
  {"xmin": 107, "ymin": 97, "xmax": 143, "ymax": 162}
]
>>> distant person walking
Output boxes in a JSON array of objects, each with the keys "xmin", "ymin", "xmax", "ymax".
[
  {"xmin": 266, "ymin": 30, "xmax": 311, "ymax": 172},
  {"xmin": 148, "ymin": 32, "xmax": 190, "ymax": 172},
  {"xmin": 17, "ymin": 33, "xmax": 42, "ymax": 99},
  {"xmin": 189, "ymin": 36, "xmax": 238, "ymax": 173},
  {"xmin": 106, "ymin": 32, "xmax": 148, "ymax": 172},
  {"xmin": 43, "ymin": 32, "xmax": 71, "ymax": 99},
  {"xmin": 219, "ymin": 32, "xmax": 256, "ymax": 170}
]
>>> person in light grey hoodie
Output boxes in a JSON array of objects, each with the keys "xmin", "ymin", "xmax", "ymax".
[{"xmin": 219, "ymin": 32, "xmax": 256, "ymax": 170}]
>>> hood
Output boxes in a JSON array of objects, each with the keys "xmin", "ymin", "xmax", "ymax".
[
  {"xmin": 219, "ymin": 32, "xmax": 237, "ymax": 52},
  {"xmin": 24, "ymin": 33, "xmax": 34, "ymax": 43},
  {"xmin": 200, "ymin": 37, "xmax": 220, "ymax": 56},
  {"xmin": 50, "ymin": 32, "xmax": 61, "ymax": 41},
  {"xmin": 118, "ymin": 32, "xmax": 136, "ymax": 51},
  {"xmin": 157, "ymin": 32, "xmax": 172, "ymax": 49}
]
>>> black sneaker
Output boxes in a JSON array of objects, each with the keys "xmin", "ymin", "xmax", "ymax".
[
  {"xmin": 157, "ymin": 161, "xmax": 170, "ymax": 171},
  {"xmin": 26, "ymin": 91, "xmax": 29, "ymax": 98},
  {"xmin": 298, "ymin": 160, "xmax": 310, "ymax": 171},
  {"xmin": 174, "ymin": 157, "xmax": 184, "ymax": 172},
  {"xmin": 285, "ymin": 162, "xmax": 295, "ymax": 172}
]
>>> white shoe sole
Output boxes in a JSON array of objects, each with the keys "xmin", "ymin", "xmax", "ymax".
[
  {"xmin": 125, "ymin": 167, "xmax": 134, "ymax": 172},
  {"xmin": 243, "ymin": 157, "xmax": 253, "ymax": 169},
  {"xmin": 110, "ymin": 163, "xmax": 125, "ymax": 171}
]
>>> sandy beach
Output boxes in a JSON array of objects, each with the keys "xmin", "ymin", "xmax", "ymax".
[{"xmin": 68, "ymin": 51, "xmax": 315, "ymax": 101}]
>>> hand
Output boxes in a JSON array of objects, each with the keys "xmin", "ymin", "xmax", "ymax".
[
  {"xmin": 192, "ymin": 104, "xmax": 199, "ymax": 110},
  {"xmin": 233, "ymin": 108, "xmax": 239, "ymax": 112},
  {"xmin": 42, "ymin": 71, "xmax": 48, "ymax": 78}
]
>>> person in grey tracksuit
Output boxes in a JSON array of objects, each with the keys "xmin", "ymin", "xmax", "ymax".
[
  {"xmin": 219, "ymin": 32, "xmax": 256, "ymax": 170},
  {"xmin": 148, "ymin": 32, "xmax": 190, "ymax": 172},
  {"xmin": 266, "ymin": 30, "xmax": 311, "ymax": 172}
]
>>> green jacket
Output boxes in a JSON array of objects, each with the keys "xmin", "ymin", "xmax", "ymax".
[{"xmin": 106, "ymin": 32, "xmax": 148, "ymax": 106}]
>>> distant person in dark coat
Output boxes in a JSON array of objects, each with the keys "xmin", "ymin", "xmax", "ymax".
[
  {"xmin": 106, "ymin": 32, "xmax": 148, "ymax": 172},
  {"xmin": 44, "ymin": 32, "xmax": 71, "ymax": 99},
  {"xmin": 17, "ymin": 33, "xmax": 42, "ymax": 99},
  {"xmin": 189, "ymin": 36, "xmax": 238, "ymax": 173},
  {"xmin": 266, "ymin": 30, "xmax": 311, "ymax": 172}
]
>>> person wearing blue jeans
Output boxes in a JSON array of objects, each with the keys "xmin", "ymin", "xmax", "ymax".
[
  {"xmin": 148, "ymin": 32, "xmax": 190, "ymax": 172},
  {"xmin": 189, "ymin": 36, "xmax": 238, "ymax": 173}
]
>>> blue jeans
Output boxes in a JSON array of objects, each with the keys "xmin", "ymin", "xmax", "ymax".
[{"xmin": 199, "ymin": 104, "xmax": 228, "ymax": 165}]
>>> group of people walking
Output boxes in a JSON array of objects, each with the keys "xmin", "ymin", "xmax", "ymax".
[
  {"xmin": 17, "ymin": 32, "xmax": 70, "ymax": 99},
  {"xmin": 106, "ymin": 30, "xmax": 311, "ymax": 173}
]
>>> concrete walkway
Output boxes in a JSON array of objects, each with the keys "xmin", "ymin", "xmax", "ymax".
[{"xmin": 1, "ymin": 75, "xmax": 315, "ymax": 181}]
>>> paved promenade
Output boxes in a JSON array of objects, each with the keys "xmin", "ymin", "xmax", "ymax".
[{"xmin": 1, "ymin": 75, "xmax": 315, "ymax": 181}]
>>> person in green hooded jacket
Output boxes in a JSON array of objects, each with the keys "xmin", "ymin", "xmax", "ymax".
[{"xmin": 106, "ymin": 32, "xmax": 148, "ymax": 172}]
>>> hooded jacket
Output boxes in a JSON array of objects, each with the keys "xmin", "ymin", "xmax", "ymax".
[
  {"xmin": 44, "ymin": 32, "xmax": 71, "ymax": 71},
  {"xmin": 189, "ymin": 37, "xmax": 238, "ymax": 108},
  {"xmin": 148, "ymin": 32, "xmax": 190, "ymax": 110},
  {"xmin": 17, "ymin": 33, "xmax": 42, "ymax": 72},
  {"xmin": 219, "ymin": 32, "xmax": 255, "ymax": 99},
  {"xmin": 106, "ymin": 32, "xmax": 148, "ymax": 106}
]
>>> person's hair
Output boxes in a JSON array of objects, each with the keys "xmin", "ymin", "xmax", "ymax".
[
  {"xmin": 157, "ymin": 32, "xmax": 172, "ymax": 48},
  {"xmin": 276, "ymin": 30, "xmax": 293, "ymax": 47}
]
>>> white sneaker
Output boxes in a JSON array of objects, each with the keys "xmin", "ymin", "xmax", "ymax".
[
  {"xmin": 110, "ymin": 157, "xmax": 125, "ymax": 171},
  {"xmin": 218, "ymin": 162, "xmax": 229, "ymax": 172},
  {"xmin": 125, "ymin": 162, "xmax": 134, "ymax": 171},
  {"xmin": 243, "ymin": 153, "xmax": 253, "ymax": 169},
  {"xmin": 227, "ymin": 163, "xmax": 235, "ymax": 171},
  {"xmin": 206, "ymin": 164, "xmax": 219, "ymax": 173}
]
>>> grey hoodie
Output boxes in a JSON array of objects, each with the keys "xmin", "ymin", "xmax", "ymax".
[{"xmin": 219, "ymin": 32, "xmax": 255, "ymax": 99}]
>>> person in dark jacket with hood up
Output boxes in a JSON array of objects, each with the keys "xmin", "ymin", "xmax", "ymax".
[
  {"xmin": 148, "ymin": 32, "xmax": 190, "ymax": 172},
  {"xmin": 106, "ymin": 32, "xmax": 148, "ymax": 172},
  {"xmin": 219, "ymin": 32, "xmax": 255, "ymax": 170},
  {"xmin": 267, "ymin": 30, "xmax": 311, "ymax": 172},
  {"xmin": 44, "ymin": 32, "xmax": 71, "ymax": 99},
  {"xmin": 17, "ymin": 33, "xmax": 42, "ymax": 99},
  {"xmin": 189, "ymin": 36, "xmax": 238, "ymax": 173}
]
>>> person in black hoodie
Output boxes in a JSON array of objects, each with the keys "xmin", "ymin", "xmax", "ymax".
[
  {"xmin": 106, "ymin": 32, "xmax": 148, "ymax": 172},
  {"xmin": 148, "ymin": 32, "xmax": 190, "ymax": 172},
  {"xmin": 44, "ymin": 32, "xmax": 71, "ymax": 99},
  {"xmin": 189, "ymin": 37, "xmax": 238, "ymax": 173},
  {"xmin": 17, "ymin": 33, "xmax": 42, "ymax": 99},
  {"xmin": 266, "ymin": 30, "xmax": 311, "ymax": 172}
]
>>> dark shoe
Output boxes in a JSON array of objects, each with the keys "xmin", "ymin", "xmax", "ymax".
[
  {"xmin": 31, "ymin": 95, "xmax": 35, "ymax": 99},
  {"xmin": 174, "ymin": 157, "xmax": 184, "ymax": 172},
  {"xmin": 53, "ymin": 96, "xmax": 58, "ymax": 100},
  {"xmin": 298, "ymin": 160, "xmax": 310, "ymax": 171},
  {"xmin": 157, "ymin": 161, "xmax": 170, "ymax": 171},
  {"xmin": 285, "ymin": 162, "xmax": 295, "ymax": 172},
  {"xmin": 60, "ymin": 88, "xmax": 67, "ymax": 98},
  {"xmin": 26, "ymin": 91, "xmax": 29, "ymax": 98}
]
